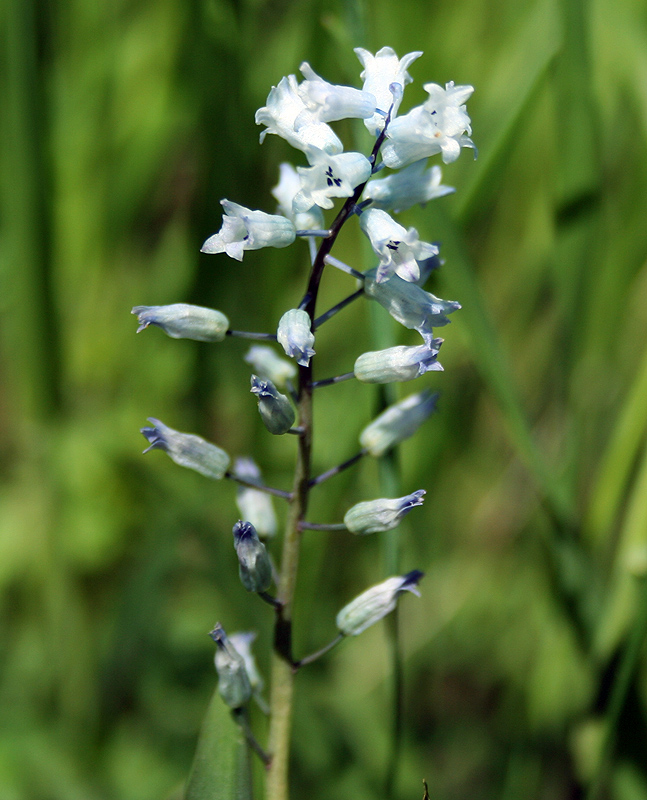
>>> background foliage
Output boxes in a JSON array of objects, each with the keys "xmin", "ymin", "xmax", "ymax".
[{"xmin": 2, "ymin": 0, "xmax": 647, "ymax": 798}]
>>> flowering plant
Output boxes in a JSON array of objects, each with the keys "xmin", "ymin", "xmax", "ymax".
[{"xmin": 133, "ymin": 45, "xmax": 474, "ymax": 800}]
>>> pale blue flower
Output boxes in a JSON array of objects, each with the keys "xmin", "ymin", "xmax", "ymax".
[
  {"xmin": 336, "ymin": 571, "xmax": 424, "ymax": 635},
  {"xmin": 200, "ymin": 200, "xmax": 296, "ymax": 261},
  {"xmin": 359, "ymin": 208, "xmax": 438, "ymax": 283},
  {"xmin": 362, "ymin": 161, "xmax": 454, "ymax": 213},
  {"xmin": 354, "ymin": 46, "xmax": 423, "ymax": 136},
  {"xmin": 354, "ymin": 340, "xmax": 444, "ymax": 383},
  {"xmin": 132, "ymin": 303, "xmax": 229, "ymax": 342},
  {"xmin": 255, "ymin": 75, "xmax": 343, "ymax": 156},
  {"xmin": 277, "ymin": 309, "xmax": 315, "ymax": 366},
  {"xmin": 364, "ymin": 269, "xmax": 460, "ymax": 336},
  {"xmin": 344, "ymin": 491, "xmax": 426, "ymax": 534},
  {"xmin": 359, "ymin": 390, "xmax": 438, "ymax": 457},
  {"xmin": 141, "ymin": 418, "xmax": 230, "ymax": 479},
  {"xmin": 298, "ymin": 62, "xmax": 376, "ymax": 122},
  {"xmin": 382, "ymin": 81, "xmax": 475, "ymax": 168},
  {"xmin": 294, "ymin": 149, "xmax": 372, "ymax": 212}
]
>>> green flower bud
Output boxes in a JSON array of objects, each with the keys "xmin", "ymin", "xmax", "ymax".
[
  {"xmin": 336, "ymin": 571, "xmax": 424, "ymax": 636},
  {"xmin": 354, "ymin": 341, "xmax": 443, "ymax": 383},
  {"xmin": 343, "ymin": 490, "xmax": 426, "ymax": 534},
  {"xmin": 244, "ymin": 345, "xmax": 296, "ymax": 388},
  {"xmin": 250, "ymin": 375, "xmax": 296, "ymax": 435},
  {"xmin": 132, "ymin": 303, "xmax": 229, "ymax": 342},
  {"xmin": 210, "ymin": 623, "xmax": 252, "ymax": 708},
  {"xmin": 234, "ymin": 458, "xmax": 277, "ymax": 538},
  {"xmin": 359, "ymin": 390, "xmax": 438, "ymax": 457},
  {"xmin": 233, "ymin": 521, "xmax": 273, "ymax": 593},
  {"xmin": 141, "ymin": 418, "xmax": 230, "ymax": 479}
]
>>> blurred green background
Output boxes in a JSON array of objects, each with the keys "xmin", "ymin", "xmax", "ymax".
[{"xmin": 2, "ymin": 0, "xmax": 647, "ymax": 798}]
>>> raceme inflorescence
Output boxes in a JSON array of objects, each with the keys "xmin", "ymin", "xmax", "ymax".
[{"xmin": 133, "ymin": 45, "xmax": 474, "ymax": 800}]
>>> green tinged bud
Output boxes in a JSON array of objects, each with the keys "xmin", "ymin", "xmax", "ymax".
[
  {"xmin": 210, "ymin": 623, "xmax": 252, "ymax": 708},
  {"xmin": 132, "ymin": 303, "xmax": 229, "ymax": 342},
  {"xmin": 344, "ymin": 490, "xmax": 426, "ymax": 534},
  {"xmin": 250, "ymin": 375, "xmax": 296, "ymax": 434},
  {"xmin": 354, "ymin": 341, "xmax": 443, "ymax": 383},
  {"xmin": 336, "ymin": 571, "xmax": 424, "ymax": 636},
  {"xmin": 141, "ymin": 418, "xmax": 230, "ymax": 479},
  {"xmin": 359, "ymin": 390, "xmax": 438, "ymax": 457},
  {"xmin": 233, "ymin": 521, "xmax": 273, "ymax": 593}
]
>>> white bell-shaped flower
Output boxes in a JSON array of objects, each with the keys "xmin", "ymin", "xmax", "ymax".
[
  {"xmin": 354, "ymin": 46, "xmax": 423, "ymax": 136},
  {"xmin": 200, "ymin": 200, "xmax": 296, "ymax": 261},
  {"xmin": 382, "ymin": 81, "xmax": 475, "ymax": 168},
  {"xmin": 362, "ymin": 161, "xmax": 454, "ymax": 213},
  {"xmin": 255, "ymin": 75, "xmax": 343, "ymax": 156},
  {"xmin": 297, "ymin": 62, "xmax": 376, "ymax": 123},
  {"xmin": 294, "ymin": 149, "xmax": 372, "ymax": 212},
  {"xmin": 359, "ymin": 208, "xmax": 438, "ymax": 283}
]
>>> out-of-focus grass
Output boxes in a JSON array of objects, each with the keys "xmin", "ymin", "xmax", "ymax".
[{"xmin": 1, "ymin": 0, "xmax": 647, "ymax": 798}]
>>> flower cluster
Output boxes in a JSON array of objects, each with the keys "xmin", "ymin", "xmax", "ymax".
[{"xmin": 133, "ymin": 45, "xmax": 474, "ymax": 790}]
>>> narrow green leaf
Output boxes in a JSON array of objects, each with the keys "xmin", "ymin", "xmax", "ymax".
[
  {"xmin": 585, "ymin": 347, "xmax": 647, "ymax": 548},
  {"xmin": 185, "ymin": 689, "xmax": 253, "ymax": 800}
]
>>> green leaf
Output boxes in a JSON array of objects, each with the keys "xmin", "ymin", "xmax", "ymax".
[{"xmin": 184, "ymin": 689, "xmax": 253, "ymax": 800}]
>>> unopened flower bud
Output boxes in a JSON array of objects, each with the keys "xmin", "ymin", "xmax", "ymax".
[
  {"xmin": 250, "ymin": 375, "xmax": 295, "ymax": 435},
  {"xmin": 336, "ymin": 571, "xmax": 424, "ymax": 636},
  {"xmin": 354, "ymin": 341, "xmax": 443, "ymax": 383},
  {"xmin": 141, "ymin": 418, "xmax": 230, "ymax": 479},
  {"xmin": 234, "ymin": 458, "xmax": 277, "ymax": 538},
  {"xmin": 277, "ymin": 309, "xmax": 315, "ymax": 367},
  {"xmin": 210, "ymin": 623, "xmax": 252, "ymax": 708},
  {"xmin": 359, "ymin": 390, "xmax": 438, "ymax": 457},
  {"xmin": 244, "ymin": 345, "xmax": 296, "ymax": 389},
  {"xmin": 131, "ymin": 304, "xmax": 229, "ymax": 342},
  {"xmin": 344, "ymin": 490, "xmax": 426, "ymax": 534},
  {"xmin": 233, "ymin": 521, "xmax": 272, "ymax": 593}
]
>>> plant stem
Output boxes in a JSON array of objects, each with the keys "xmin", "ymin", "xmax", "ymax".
[{"xmin": 266, "ymin": 369, "xmax": 312, "ymax": 800}]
